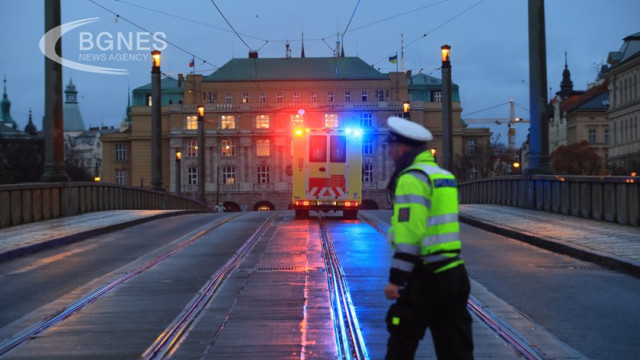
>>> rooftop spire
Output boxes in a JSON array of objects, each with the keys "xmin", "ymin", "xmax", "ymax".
[
  {"xmin": 25, "ymin": 107, "xmax": 37, "ymax": 135},
  {"xmin": 301, "ymin": 32, "xmax": 305, "ymax": 58},
  {"xmin": 1, "ymin": 75, "xmax": 17, "ymax": 128},
  {"xmin": 559, "ymin": 51, "xmax": 574, "ymax": 99}
]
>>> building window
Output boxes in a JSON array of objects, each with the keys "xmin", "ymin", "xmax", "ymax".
[
  {"xmin": 605, "ymin": 128, "xmax": 610, "ymax": 144},
  {"xmin": 325, "ymin": 113, "xmax": 339, "ymax": 128},
  {"xmin": 115, "ymin": 144, "xmax": 127, "ymax": 161},
  {"xmin": 207, "ymin": 91, "xmax": 217, "ymax": 103},
  {"xmin": 466, "ymin": 139, "xmax": 477, "ymax": 155},
  {"xmin": 363, "ymin": 136, "xmax": 374, "ymax": 155},
  {"xmin": 256, "ymin": 139, "xmax": 270, "ymax": 156},
  {"xmin": 363, "ymin": 163, "xmax": 373, "ymax": 183},
  {"xmin": 185, "ymin": 115, "xmax": 198, "ymax": 130},
  {"xmin": 291, "ymin": 114, "xmax": 304, "ymax": 128},
  {"xmin": 222, "ymin": 166, "xmax": 235, "ymax": 184},
  {"xmin": 276, "ymin": 92, "xmax": 283, "ymax": 103},
  {"xmin": 187, "ymin": 139, "xmax": 198, "ymax": 157},
  {"xmin": 221, "ymin": 139, "xmax": 235, "ymax": 156},
  {"xmin": 361, "ymin": 91, "xmax": 368, "ymax": 102},
  {"xmin": 257, "ymin": 166, "xmax": 270, "ymax": 184},
  {"xmin": 344, "ymin": 91, "xmax": 351, "ymax": 102},
  {"xmin": 221, "ymin": 115, "xmax": 236, "ymax": 130},
  {"xmin": 360, "ymin": 113, "xmax": 373, "ymax": 128},
  {"xmin": 225, "ymin": 92, "xmax": 232, "ymax": 104},
  {"xmin": 242, "ymin": 93, "xmax": 249, "ymax": 103},
  {"xmin": 327, "ymin": 91, "xmax": 334, "ymax": 102},
  {"xmin": 256, "ymin": 115, "xmax": 270, "ymax": 129},
  {"xmin": 588, "ymin": 129, "xmax": 596, "ymax": 144},
  {"xmin": 377, "ymin": 89, "xmax": 384, "ymax": 101},
  {"xmin": 188, "ymin": 167, "xmax": 197, "ymax": 185},
  {"xmin": 146, "ymin": 95, "xmax": 152, "ymax": 106},
  {"xmin": 115, "ymin": 169, "xmax": 127, "ymax": 185},
  {"xmin": 293, "ymin": 92, "xmax": 300, "ymax": 102},
  {"xmin": 467, "ymin": 166, "xmax": 478, "ymax": 181},
  {"xmin": 259, "ymin": 92, "xmax": 266, "ymax": 103},
  {"xmin": 311, "ymin": 91, "xmax": 317, "ymax": 102},
  {"xmin": 431, "ymin": 90, "xmax": 442, "ymax": 102}
]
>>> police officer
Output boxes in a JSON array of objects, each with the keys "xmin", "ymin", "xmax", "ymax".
[{"xmin": 383, "ymin": 116, "xmax": 473, "ymax": 360}]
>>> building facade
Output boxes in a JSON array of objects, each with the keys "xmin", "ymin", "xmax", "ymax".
[
  {"xmin": 102, "ymin": 56, "xmax": 488, "ymax": 210},
  {"xmin": 606, "ymin": 32, "xmax": 640, "ymax": 173}
]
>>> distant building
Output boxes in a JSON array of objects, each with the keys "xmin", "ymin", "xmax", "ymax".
[
  {"xmin": 1, "ymin": 76, "xmax": 18, "ymax": 129},
  {"xmin": 605, "ymin": 31, "xmax": 640, "ymax": 173},
  {"xmin": 549, "ymin": 54, "xmax": 586, "ymax": 153},
  {"xmin": 102, "ymin": 55, "xmax": 489, "ymax": 210}
]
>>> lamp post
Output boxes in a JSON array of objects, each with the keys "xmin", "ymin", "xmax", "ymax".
[
  {"xmin": 402, "ymin": 101, "xmax": 410, "ymax": 119},
  {"xmin": 430, "ymin": 148, "xmax": 437, "ymax": 162},
  {"xmin": 441, "ymin": 45, "xmax": 453, "ymax": 171},
  {"xmin": 150, "ymin": 50, "xmax": 163, "ymax": 190},
  {"xmin": 175, "ymin": 149, "xmax": 182, "ymax": 194},
  {"xmin": 197, "ymin": 105, "xmax": 205, "ymax": 203}
]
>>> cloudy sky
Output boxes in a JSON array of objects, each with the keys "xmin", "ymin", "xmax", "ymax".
[{"xmin": 1, "ymin": 0, "xmax": 638, "ymax": 145}]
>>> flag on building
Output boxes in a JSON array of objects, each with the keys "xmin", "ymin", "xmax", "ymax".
[
  {"xmin": 388, "ymin": 54, "xmax": 398, "ymax": 64},
  {"xmin": 188, "ymin": 57, "xmax": 195, "ymax": 68}
]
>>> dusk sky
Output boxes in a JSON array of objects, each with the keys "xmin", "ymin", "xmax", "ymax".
[{"xmin": 1, "ymin": 0, "xmax": 639, "ymax": 146}]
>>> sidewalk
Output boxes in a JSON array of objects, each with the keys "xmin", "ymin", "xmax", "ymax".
[
  {"xmin": 459, "ymin": 204, "xmax": 640, "ymax": 277},
  {"xmin": 0, "ymin": 210, "xmax": 194, "ymax": 262}
]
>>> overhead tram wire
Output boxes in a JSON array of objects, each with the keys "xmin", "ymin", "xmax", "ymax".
[
  {"xmin": 344, "ymin": 0, "xmax": 447, "ymax": 36},
  {"xmin": 209, "ymin": 0, "xmax": 253, "ymax": 51},
  {"xmin": 342, "ymin": 0, "xmax": 362, "ymax": 36},
  {"xmin": 89, "ymin": 0, "xmax": 218, "ymax": 69},
  {"xmin": 463, "ymin": 101, "xmax": 511, "ymax": 117}
]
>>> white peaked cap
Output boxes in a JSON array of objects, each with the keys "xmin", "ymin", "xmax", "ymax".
[{"xmin": 387, "ymin": 116, "xmax": 433, "ymax": 142}]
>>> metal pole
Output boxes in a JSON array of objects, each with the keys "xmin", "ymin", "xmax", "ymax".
[
  {"xmin": 216, "ymin": 166, "xmax": 220, "ymax": 206},
  {"xmin": 197, "ymin": 108, "xmax": 205, "ymax": 203},
  {"xmin": 175, "ymin": 157, "xmax": 181, "ymax": 195},
  {"xmin": 441, "ymin": 46, "xmax": 453, "ymax": 171},
  {"xmin": 151, "ymin": 52, "xmax": 163, "ymax": 190},
  {"xmin": 41, "ymin": 0, "xmax": 67, "ymax": 182},
  {"xmin": 527, "ymin": 0, "xmax": 553, "ymax": 175}
]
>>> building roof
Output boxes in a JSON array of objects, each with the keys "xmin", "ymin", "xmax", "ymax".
[
  {"xmin": 0, "ymin": 123, "xmax": 36, "ymax": 140},
  {"xmin": 408, "ymin": 73, "xmax": 460, "ymax": 102},
  {"xmin": 133, "ymin": 76, "xmax": 184, "ymax": 91},
  {"xmin": 63, "ymin": 78, "xmax": 86, "ymax": 132},
  {"xmin": 565, "ymin": 81, "xmax": 609, "ymax": 114},
  {"xmin": 205, "ymin": 57, "xmax": 388, "ymax": 82},
  {"xmin": 608, "ymin": 30, "xmax": 640, "ymax": 66}
]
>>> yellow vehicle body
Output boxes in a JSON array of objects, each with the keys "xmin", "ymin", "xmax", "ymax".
[{"xmin": 292, "ymin": 127, "xmax": 363, "ymax": 219}]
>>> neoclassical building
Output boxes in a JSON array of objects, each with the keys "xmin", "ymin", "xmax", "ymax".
[
  {"xmin": 102, "ymin": 55, "xmax": 488, "ymax": 210},
  {"xmin": 606, "ymin": 32, "xmax": 640, "ymax": 173}
]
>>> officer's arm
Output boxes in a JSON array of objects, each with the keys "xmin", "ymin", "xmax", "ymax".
[{"xmin": 389, "ymin": 172, "xmax": 430, "ymax": 286}]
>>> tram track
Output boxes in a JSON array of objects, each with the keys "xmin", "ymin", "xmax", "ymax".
[
  {"xmin": 317, "ymin": 212, "xmax": 369, "ymax": 360},
  {"xmin": 358, "ymin": 212, "xmax": 545, "ymax": 360},
  {"xmin": 0, "ymin": 212, "xmax": 245, "ymax": 358}
]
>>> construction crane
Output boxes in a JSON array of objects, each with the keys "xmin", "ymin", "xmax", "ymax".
[{"xmin": 463, "ymin": 99, "xmax": 530, "ymax": 152}]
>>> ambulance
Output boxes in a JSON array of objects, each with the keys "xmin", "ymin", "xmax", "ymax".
[{"xmin": 292, "ymin": 127, "xmax": 363, "ymax": 220}]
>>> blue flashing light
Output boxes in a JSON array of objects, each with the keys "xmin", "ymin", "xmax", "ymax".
[{"xmin": 345, "ymin": 128, "xmax": 352, "ymax": 134}]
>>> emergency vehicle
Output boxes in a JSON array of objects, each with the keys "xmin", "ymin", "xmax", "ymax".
[{"xmin": 292, "ymin": 127, "xmax": 363, "ymax": 220}]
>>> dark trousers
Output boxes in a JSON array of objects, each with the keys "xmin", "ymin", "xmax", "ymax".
[{"xmin": 385, "ymin": 264, "xmax": 474, "ymax": 360}]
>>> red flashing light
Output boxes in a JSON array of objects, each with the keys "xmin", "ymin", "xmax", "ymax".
[{"xmin": 303, "ymin": 201, "xmax": 310, "ymax": 206}]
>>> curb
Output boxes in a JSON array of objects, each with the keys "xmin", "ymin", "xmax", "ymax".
[
  {"xmin": 459, "ymin": 214, "xmax": 640, "ymax": 278},
  {"xmin": 0, "ymin": 210, "xmax": 201, "ymax": 263}
]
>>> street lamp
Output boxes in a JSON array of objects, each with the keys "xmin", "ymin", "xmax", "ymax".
[
  {"xmin": 197, "ymin": 105, "xmax": 205, "ymax": 203},
  {"xmin": 175, "ymin": 148, "xmax": 182, "ymax": 194},
  {"xmin": 150, "ymin": 50, "xmax": 163, "ymax": 190},
  {"xmin": 402, "ymin": 101, "xmax": 410, "ymax": 119},
  {"xmin": 430, "ymin": 148, "xmax": 437, "ymax": 162},
  {"xmin": 441, "ymin": 44, "xmax": 453, "ymax": 171}
]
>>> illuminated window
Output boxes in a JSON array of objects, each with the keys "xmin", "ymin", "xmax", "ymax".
[
  {"xmin": 360, "ymin": 113, "xmax": 373, "ymax": 128},
  {"xmin": 293, "ymin": 92, "xmax": 300, "ymax": 102},
  {"xmin": 324, "ymin": 113, "xmax": 339, "ymax": 128},
  {"xmin": 277, "ymin": 92, "xmax": 283, "ymax": 103},
  {"xmin": 291, "ymin": 114, "xmax": 304, "ymax": 128},
  {"xmin": 187, "ymin": 139, "xmax": 198, "ymax": 157},
  {"xmin": 185, "ymin": 115, "xmax": 198, "ymax": 130},
  {"xmin": 257, "ymin": 166, "xmax": 270, "ymax": 184},
  {"xmin": 256, "ymin": 115, "xmax": 270, "ymax": 129},
  {"xmin": 259, "ymin": 92, "xmax": 266, "ymax": 103},
  {"xmin": 588, "ymin": 129, "xmax": 596, "ymax": 144},
  {"xmin": 362, "ymin": 163, "xmax": 373, "ymax": 183},
  {"xmin": 188, "ymin": 167, "xmax": 198, "ymax": 185},
  {"xmin": 115, "ymin": 169, "xmax": 127, "ymax": 185},
  {"xmin": 221, "ymin": 115, "xmax": 236, "ymax": 130},
  {"xmin": 344, "ymin": 91, "xmax": 351, "ymax": 102},
  {"xmin": 361, "ymin": 91, "xmax": 368, "ymax": 102},
  {"xmin": 222, "ymin": 166, "xmax": 235, "ymax": 184},
  {"xmin": 256, "ymin": 139, "xmax": 270, "ymax": 156},
  {"xmin": 327, "ymin": 91, "xmax": 334, "ymax": 102},
  {"xmin": 242, "ymin": 93, "xmax": 249, "ymax": 103},
  {"xmin": 225, "ymin": 92, "xmax": 232, "ymax": 104},
  {"xmin": 221, "ymin": 139, "xmax": 235, "ymax": 156},
  {"xmin": 115, "ymin": 144, "xmax": 127, "ymax": 161},
  {"xmin": 311, "ymin": 91, "xmax": 317, "ymax": 102},
  {"xmin": 146, "ymin": 95, "xmax": 152, "ymax": 106},
  {"xmin": 431, "ymin": 90, "xmax": 442, "ymax": 102},
  {"xmin": 363, "ymin": 136, "xmax": 374, "ymax": 155}
]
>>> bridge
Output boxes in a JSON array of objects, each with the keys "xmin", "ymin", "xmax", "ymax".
[{"xmin": 0, "ymin": 177, "xmax": 638, "ymax": 359}]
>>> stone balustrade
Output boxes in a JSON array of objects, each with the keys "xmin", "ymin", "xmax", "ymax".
[
  {"xmin": 459, "ymin": 175, "xmax": 639, "ymax": 226},
  {"xmin": 0, "ymin": 182, "xmax": 210, "ymax": 229}
]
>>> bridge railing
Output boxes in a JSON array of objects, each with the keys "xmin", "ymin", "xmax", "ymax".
[
  {"xmin": 0, "ymin": 182, "xmax": 210, "ymax": 229},
  {"xmin": 459, "ymin": 175, "xmax": 639, "ymax": 226}
]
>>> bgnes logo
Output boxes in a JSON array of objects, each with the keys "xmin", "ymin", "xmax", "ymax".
[{"xmin": 39, "ymin": 17, "xmax": 168, "ymax": 75}]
